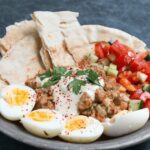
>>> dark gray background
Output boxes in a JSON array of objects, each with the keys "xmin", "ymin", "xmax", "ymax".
[{"xmin": 0, "ymin": 0, "xmax": 150, "ymax": 149}]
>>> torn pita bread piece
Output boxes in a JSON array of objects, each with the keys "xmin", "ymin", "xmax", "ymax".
[
  {"xmin": 32, "ymin": 11, "xmax": 76, "ymax": 67},
  {"xmin": 49, "ymin": 11, "xmax": 93, "ymax": 62},
  {"xmin": 55, "ymin": 11, "xmax": 80, "ymax": 29},
  {"xmin": 40, "ymin": 47, "xmax": 53, "ymax": 69},
  {"xmin": 54, "ymin": 11, "xmax": 92, "ymax": 63},
  {"xmin": 0, "ymin": 20, "xmax": 37, "ymax": 55},
  {"xmin": 62, "ymin": 24, "xmax": 92, "ymax": 62},
  {"xmin": 82, "ymin": 25, "xmax": 146, "ymax": 52},
  {"xmin": 55, "ymin": 11, "xmax": 79, "ymax": 23},
  {"xmin": 0, "ymin": 32, "xmax": 44, "ymax": 84}
]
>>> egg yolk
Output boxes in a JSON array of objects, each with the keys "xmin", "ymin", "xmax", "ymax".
[
  {"xmin": 28, "ymin": 111, "xmax": 54, "ymax": 122},
  {"xmin": 65, "ymin": 116, "xmax": 88, "ymax": 131},
  {"xmin": 5, "ymin": 88, "xmax": 29, "ymax": 106}
]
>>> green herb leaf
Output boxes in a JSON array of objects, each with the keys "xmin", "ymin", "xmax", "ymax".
[
  {"xmin": 42, "ymin": 79, "xmax": 59, "ymax": 88},
  {"xmin": 68, "ymin": 79, "xmax": 86, "ymax": 94},
  {"xmin": 76, "ymin": 69, "xmax": 101, "ymax": 86},
  {"xmin": 41, "ymin": 66, "xmax": 67, "ymax": 88},
  {"xmin": 76, "ymin": 69, "xmax": 90, "ymax": 76},
  {"xmin": 64, "ymin": 70, "xmax": 72, "ymax": 78},
  {"xmin": 51, "ymin": 66, "xmax": 67, "ymax": 81},
  {"xmin": 144, "ymin": 54, "xmax": 150, "ymax": 61},
  {"xmin": 38, "ymin": 70, "xmax": 51, "ymax": 81},
  {"xmin": 86, "ymin": 69, "xmax": 101, "ymax": 86},
  {"xmin": 52, "ymin": 66, "xmax": 67, "ymax": 77}
]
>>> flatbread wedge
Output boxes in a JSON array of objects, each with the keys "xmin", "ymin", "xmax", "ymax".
[
  {"xmin": 0, "ymin": 29, "xmax": 44, "ymax": 84},
  {"xmin": 32, "ymin": 11, "xmax": 76, "ymax": 67},
  {"xmin": 0, "ymin": 20, "xmax": 37, "ymax": 55},
  {"xmin": 40, "ymin": 47, "xmax": 53, "ymax": 69}
]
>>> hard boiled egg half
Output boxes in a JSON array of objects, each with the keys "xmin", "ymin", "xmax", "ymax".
[
  {"xmin": 21, "ymin": 109, "xmax": 63, "ymax": 138},
  {"xmin": 0, "ymin": 84, "xmax": 36, "ymax": 121},
  {"xmin": 59, "ymin": 115, "xmax": 104, "ymax": 143},
  {"xmin": 103, "ymin": 108, "xmax": 149, "ymax": 137}
]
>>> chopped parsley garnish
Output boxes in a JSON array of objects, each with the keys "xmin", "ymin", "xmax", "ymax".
[
  {"xmin": 52, "ymin": 66, "xmax": 67, "ymax": 79},
  {"xmin": 40, "ymin": 67, "xmax": 102, "ymax": 91},
  {"xmin": 86, "ymin": 69, "xmax": 101, "ymax": 86},
  {"xmin": 68, "ymin": 79, "xmax": 86, "ymax": 95},
  {"xmin": 144, "ymin": 54, "xmax": 150, "ymax": 61},
  {"xmin": 68, "ymin": 69, "xmax": 102, "ymax": 94},
  {"xmin": 64, "ymin": 70, "xmax": 72, "ymax": 78},
  {"xmin": 76, "ymin": 70, "xmax": 90, "ymax": 76},
  {"xmin": 42, "ymin": 79, "xmax": 59, "ymax": 88},
  {"xmin": 41, "ymin": 66, "xmax": 67, "ymax": 88},
  {"xmin": 38, "ymin": 70, "xmax": 51, "ymax": 81},
  {"xmin": 77, "ymin": 69, "xmax": 101, "ymax": 86}
]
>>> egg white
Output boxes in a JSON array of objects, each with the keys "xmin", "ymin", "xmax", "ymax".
[
  {"xmin": 20, "ymin": 109, "xmax": 63, "ymax": 138},
  {"xmin": 0, "ymin": 84, "xmax": 36, "ymax": 121},
  {"xmin": 59, "ymin": 116, "xmax": 104, "ymax": 143},
  {"xmin": 103, "ymin": 108, "xmax": 149, "ymax": 137}
]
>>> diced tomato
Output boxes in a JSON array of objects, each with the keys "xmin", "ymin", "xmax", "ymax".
[
  {"xmin": 100, "ymin": 41, "xmax": 110, "ymax": 55},
  {"xmin": 109, "ymin": 40, "xmax": 126, "ymax": 56},
  {"xmin": 130, "ymin": 89, "xmax": 143, "ymax": 99},
  {"xmin": 144, "ymin": 99, "xmax": 150, "ymax": 111},
  {"xmin": 95, "ymin": 43, "xmax": 105, "ymax": 58},
  {"xmin": 147, "ymin": 74, "xmax": 150, "ymax": 83},
  {"xmin": 115, "ymin": 54, "xmax": 132, "ymax": 70},
  {"xmin": 143, "ymin": 63, "xmax": 150, "ymax": 83},
  {"xmin": 129, "ymin": 52, "xmax": 149, "ymax": 72},
  {"xmin": 130, "ymin": 61, "xmax": 150, "ymax": 84},
  {"xmin": 118, "ymin": 71, "xmax": 132, "ymax": 80},
  {"xmin": 118, "ymin": 78, "xmax": 136, "ymax": 92},
  {"xmin": 130, "ymin": 72, "xmax": 140, "ymax": 84},
  {"xmin": 130, "ymin": 89, "xmax": 150, "ymax": 101},
  {"xmin": 95, "ymin": 42, "xmax": 110, "ymax": 59},
  {"xmin": 109, "ymin": 41, "xmax": 135, "ymax": 70},
  {"xmin": 117, "ymin": 71, "xmax": 141, "ymax": 84},
  {"xmin": 95, "ymin": 44, "xmax": 104, "ymax": 58},
  {"xmin": 109, "ymin": 40, "xmax": 135, "ymax": 56},
  {"xmin": 129, "ymin": 59, "xmax": 139, "ymax": 71}
]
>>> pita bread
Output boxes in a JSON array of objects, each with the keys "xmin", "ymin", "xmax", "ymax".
[
  {"xmin": 0, "ymin": 20, "xmax": 37, "ymax": 55},
  {"xmin": 55, "ymin": 12, "xmax": 96, "ymax": 62},
  {"xmin": 82, "ymin": 25, "xmax": 146, "ymax": 52},
  {"xmin": 57, "ymin": 12, "xmax": 93, "ymax": 63},
  {"xmin": 0, "ymin": 32, "xmax": 44, "ymax": 84},
  {"xmin": 40, "ymin": 47, "xmax": 53, "ymax": 69},
  {"xmin": 32, "ymin": 11, "xmax": 75, "ymax": 67},
  {"xmin": 55, "ymin": 11, "xmax": 79, "ymax": 23},
  {"xmin": 62, "ymin": 27, "xmax": 92, "ymax": 62}
]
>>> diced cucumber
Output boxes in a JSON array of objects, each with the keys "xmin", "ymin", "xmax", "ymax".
[
  {"xmin": 108, "ymin": 54, "xmax": 116, "ymax": 62},
  {"xmin": 137, "ymin": 72, "xmax": 148, "ymax": 83},
  {"xmin": 88, "ymin": 53, "xmax": 98, "ymax": 63},
  {"xmin": 129, "ymin": 100, "xmax": 143, "ymax": 111},
  {"xmin": 109, "ymin": 63, "xmax": 117, "ymax": 70},
  {"xmin": 106, "ymin": 68, "xmax": 118, "ymax": 76},
  {"xmin": 100, "ymin": 58, "xmax": 110, "ymax": 66},
  {"xmin": 143, "ymin": 84, "xmax": 150, "ymax": 92}
]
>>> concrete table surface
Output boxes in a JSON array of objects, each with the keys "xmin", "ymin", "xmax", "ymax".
[{"xmin": 0, "ymin": 0, "xmax": 150, "ymax": 149}]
